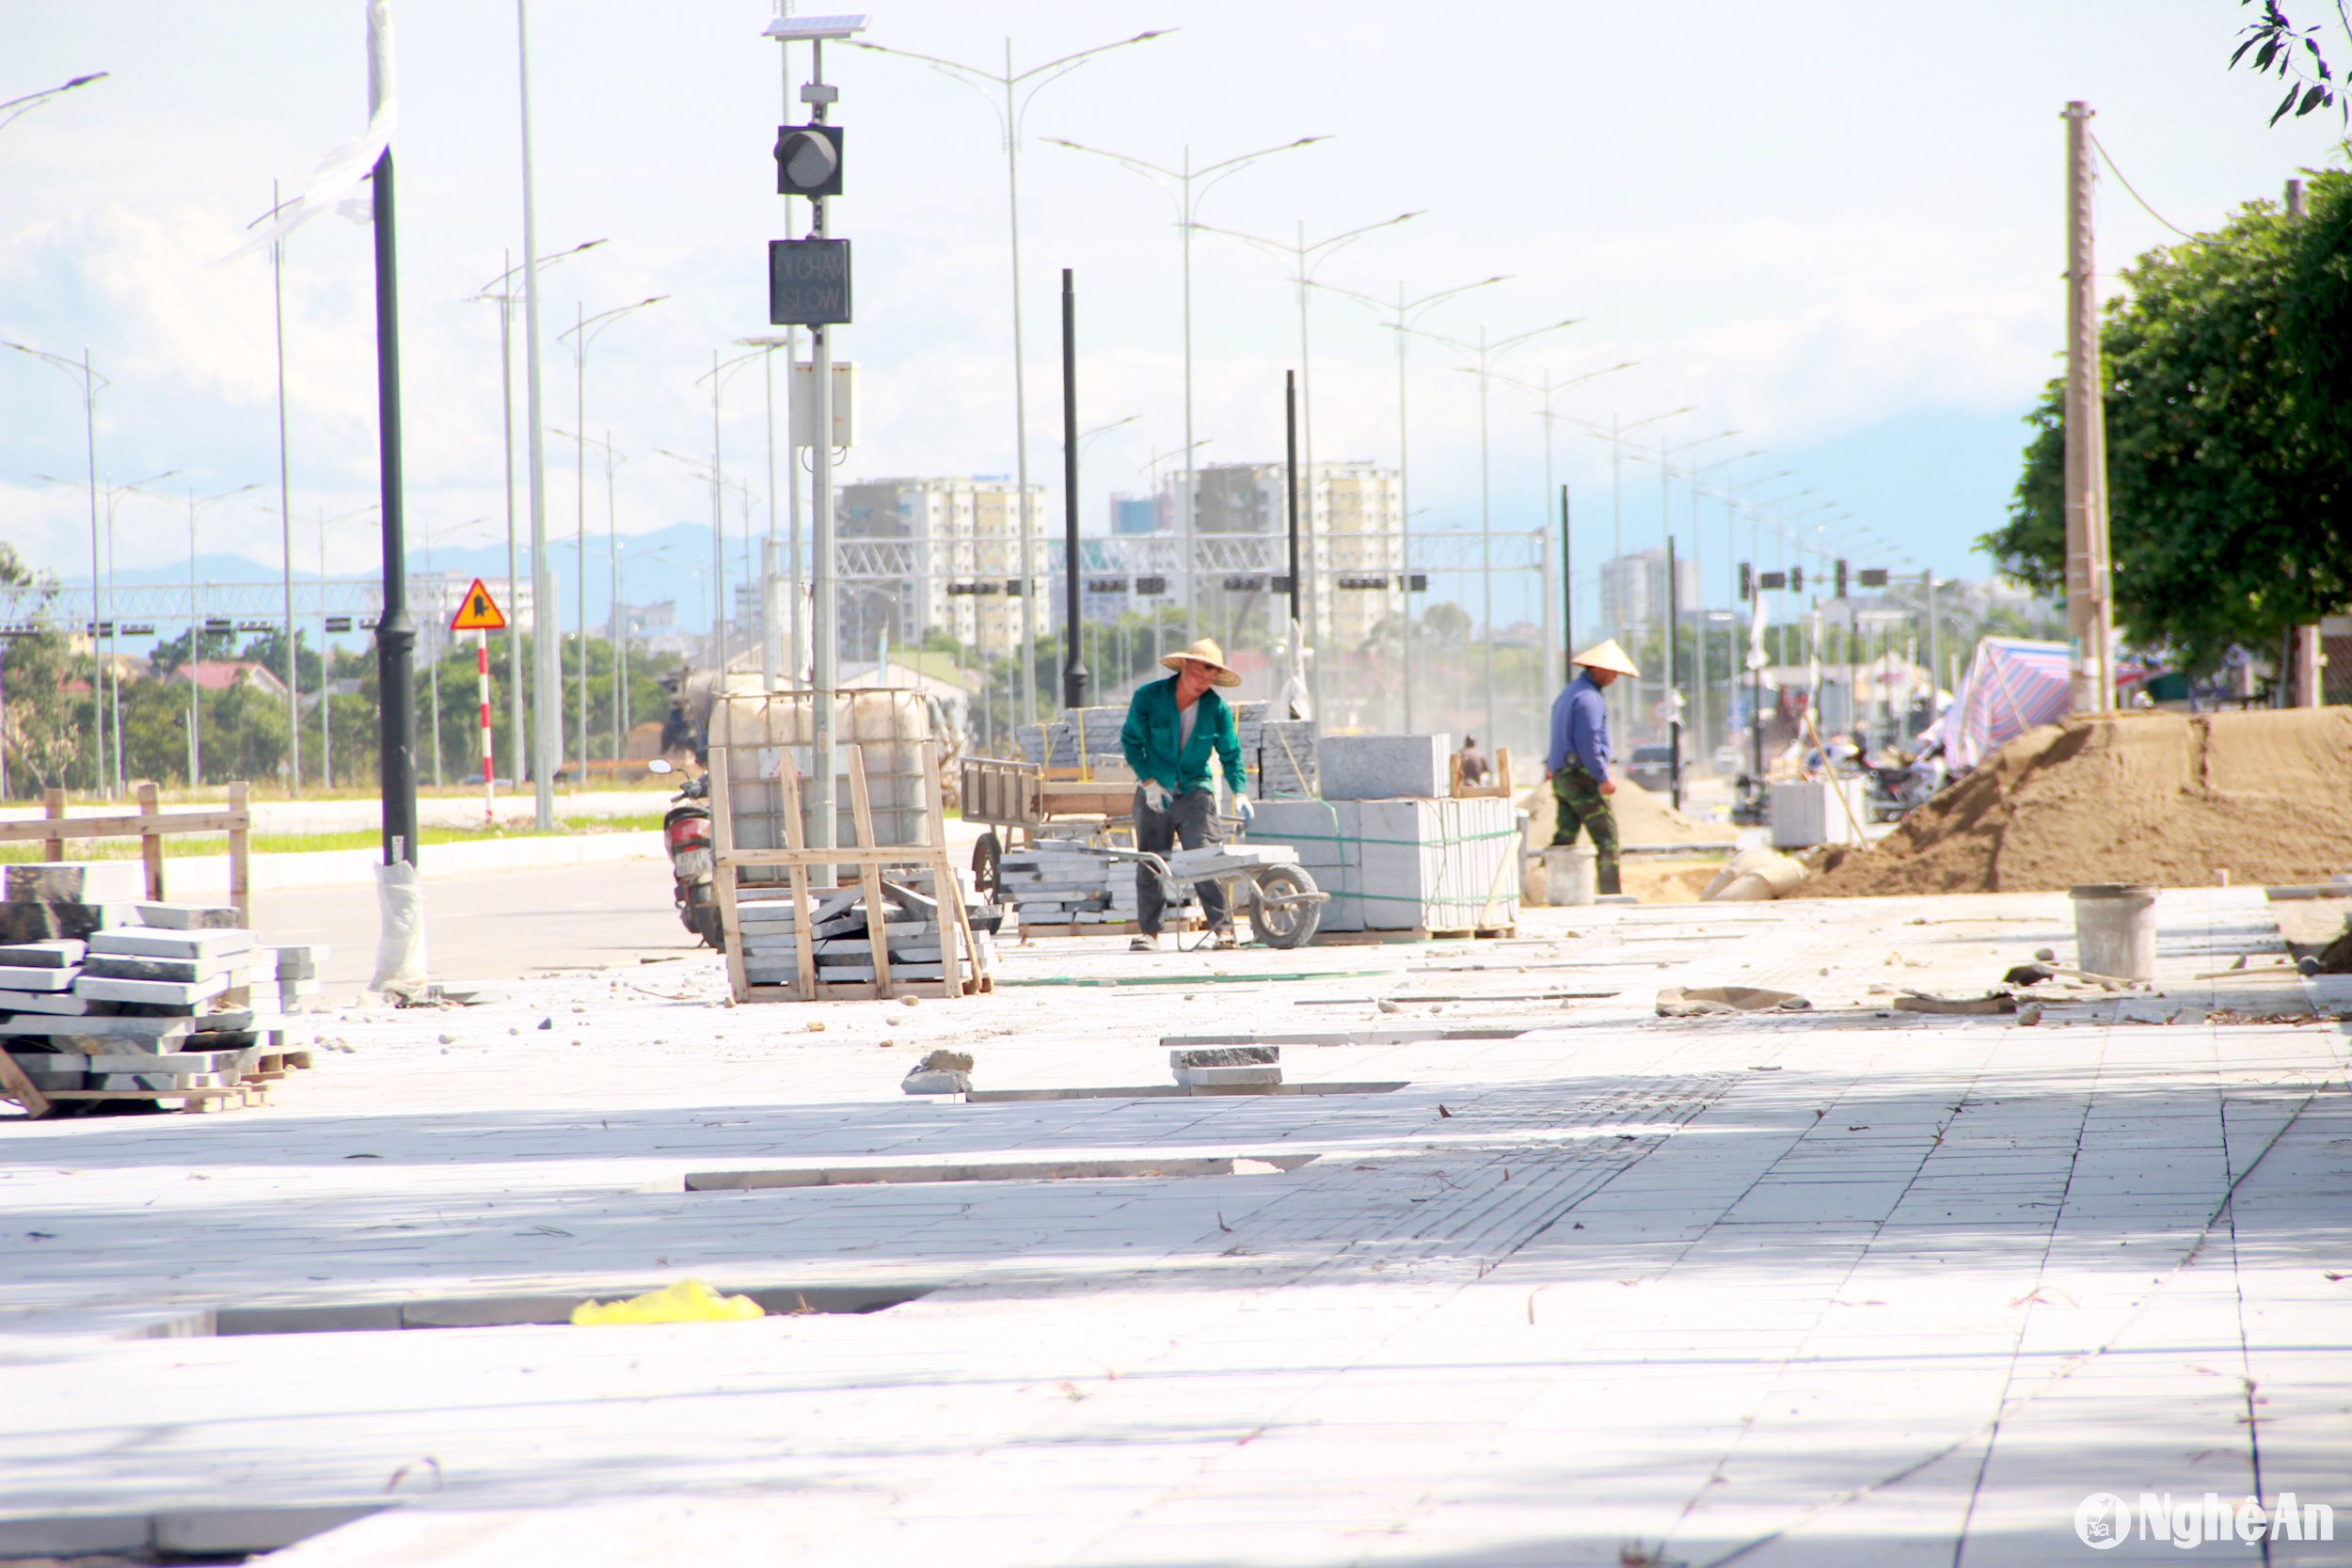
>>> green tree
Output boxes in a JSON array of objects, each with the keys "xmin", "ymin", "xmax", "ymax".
[
  {"xmin": 1982, "ymin": 169, "xmax": 2352, "ymax": 671},
  {"xmin": 0, "ymin": 546, "xmax": 91, "ymax": 797}
]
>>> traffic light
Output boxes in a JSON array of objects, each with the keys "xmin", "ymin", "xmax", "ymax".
[
  {"xmin": 1789, "ymin": 565, "xmax": 1804, "ymax": 593},
  {"xmin": 1738, "ymin": 562, "xmax": 1754, "ymax": 601},
  {"xmin": 773, "ymin": 124, "xmax": 844, "ymax": 198},
  {"xmin": 1835, "ymin": 558, "xmax": 1850, "ymax": 598}
]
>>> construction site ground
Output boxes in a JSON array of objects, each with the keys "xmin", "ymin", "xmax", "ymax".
[{"xmin": 2, "ymin": 886, "xmax": 2347, "ymax": 1565}]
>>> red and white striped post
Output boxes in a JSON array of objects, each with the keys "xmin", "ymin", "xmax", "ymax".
[{"xmin": 477, "ymin": 627, "xmax": 494, "ymax": 823}]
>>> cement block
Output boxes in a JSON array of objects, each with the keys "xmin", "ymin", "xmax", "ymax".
[
  {"xmin": 72, "ymin": 973, "xmax": 231, "ymax": 1007},
  {"xmin": 0, "ymin": 1512, "xmax": 153, "ymax": 1557},
  {"xmin": 1173, "ymin": 1063, "xmax": 1282, "ymax": 1086},
  {"xmin": 0, "ymin": 901, "xmax": 132, "ymax": 943},
  {"xmin": 150, "ymin": 1505, "xmax": 384, "ymax": 1556},
  {"xmin": 1169, "ymin": 1045, "xmax": 1280, "ymax": 1068},
  {"xmin": 0, "ymin": 1014, "xmax": 196, "ymax": 1044},
  {"xmin": 0, "ymin": 965, "xmax": 79, "ymax": 992},
  {"xmin": 0, "ymin": 938, "xmax": 83, "ymax": 967},
  {"xmin": 135, "ymin": 901, "xmax": 243, "ymax": 930},
  {"xmin": 0, "ymin": 987, "xmax": 91, "ymax": 1014},
  {"xmin": 94, "ymin": 1070, "xmax": 227, "ymax": 1091},
  {"xmin": 87, "ymin": 927, "xmax": 251, "ymax": 961},
  {"xmin": 267, "ymin": 943, "xmax": 328, "ymax": 976},
  {"xmin": 6, "ymin": 861, "xmax": 148, "ymax": 905},
  {"xmin": 1317, "ymin": 734, "xmax": 1448, "ymax": 800},
  {"xmin": 81, "ymin": 951, "xmax": 251, "ymax": 984}
]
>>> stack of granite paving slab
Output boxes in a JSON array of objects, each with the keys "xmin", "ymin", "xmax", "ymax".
[
  {"xmin": 993, "ymin": 840, "xmax": 1144, "ymax": 929},
  {"xmin": 735, "ymin": 870, "xmax": 998, "ymax": 990},
  {"xmin": 0, "ymin": 863, "xmax": 324, "ymax": 1104}
]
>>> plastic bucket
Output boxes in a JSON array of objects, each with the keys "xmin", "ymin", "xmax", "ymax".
[
  {"xmin": 1543, "ymin": 844, "xmax": 1597, "ymax": 907},
  {"xmin": 2070, "ymin": 883, "xmax": 2158, "ymax": 982}
]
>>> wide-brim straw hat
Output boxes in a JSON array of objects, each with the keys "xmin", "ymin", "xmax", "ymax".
[
  {"xmin": 1572, "ymin": 638, "xmax": 1641, "ymax": 678},
  {"xmin": 1161, "ymin": 637, "xmax": 1242, "ymax": 688}
]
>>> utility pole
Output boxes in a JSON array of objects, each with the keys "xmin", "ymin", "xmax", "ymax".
[
  {"xmin": 1059, "ymin": 268, "xmax": 1089, "ymax": 711},
  {"xmin": 1285, "ymin": 369, "xmax": 1301, "ymax": 645},
  {"xmin": 1560, "ymin": 483, "xmax": 1572, "ymax": 675},
  {"xmin": 807, "ymin": 39, "xmax": 840, "ymax": 865},
  {"xmin": 2062, "ymin": 101, "xmax": 2114, "ymax": 714},
  {"xmin": 516, "ymin": 0, "xmax": 559, "ymax": 828},
  {"xmin": 1666, "ymin": 536, "xmax": 1682, "ymax": 810},
  {"xmin": 269, "ymin": 177, "xmax": 300, "ymax": 797}
]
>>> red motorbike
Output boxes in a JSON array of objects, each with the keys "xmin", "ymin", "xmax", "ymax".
[{"xmin": 648, "ymin": 759, "xmax": 723, "ymax": 950}]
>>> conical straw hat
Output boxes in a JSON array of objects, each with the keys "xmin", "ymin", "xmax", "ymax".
[
  {"xmin": 1160, "ymin": 637, "xmax": 1242, "ymax": 688},
  {"xmin": 1571, "ymin": 638, "xmax": 1640, "ymax": 677}
]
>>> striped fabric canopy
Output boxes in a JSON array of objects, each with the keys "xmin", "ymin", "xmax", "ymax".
[{"xmin": 1925, "ymin": 639, "xmax": 2145, "ymax": 769}]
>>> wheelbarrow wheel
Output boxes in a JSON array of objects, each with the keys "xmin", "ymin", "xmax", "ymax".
[
  {"xmin": 1248, "ymin": 864, "xmax": 1322, "ymax": 950},
  {"xmin": 972, "ymin": 831, "xmax": 1003, "ymax": 900}
]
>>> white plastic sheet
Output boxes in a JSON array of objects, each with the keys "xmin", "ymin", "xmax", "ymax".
[{"xmin": 370, "ymin": 857, "xmax": 427, "ymax": 997}]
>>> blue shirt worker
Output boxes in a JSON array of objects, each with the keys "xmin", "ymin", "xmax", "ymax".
[
  {"xmin": 1120, "ymin": 638, "xmax": 1252, "ymax": 952},
  {"xmin": 1546, "ymin": 638, "xmax": 1640, "ymax": 896}
]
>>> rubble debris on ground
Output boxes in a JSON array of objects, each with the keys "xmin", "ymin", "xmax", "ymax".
[
  {"xmin": 1894, "ymin": 991, "xmax": 2020, "ymax": 1015},
  {"xmin": 0, "ymin": 864, "xmax": 323, "ymax": 1114},
  {"xmin": 1654, "ymin": 985, "xmax": 1813, "ymax": 1017},
  {"xmin": 1799, "ymin": 708, "xmax": 2352, "ymax": 896},
  {"xmin": 901, "ymin": 1048, "xmax": 974, "ymax": 1095}
]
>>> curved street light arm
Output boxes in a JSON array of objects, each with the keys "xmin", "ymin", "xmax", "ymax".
[{"xmin": 471, "ymin": 238, "xmax": 607, "ymax": 302}]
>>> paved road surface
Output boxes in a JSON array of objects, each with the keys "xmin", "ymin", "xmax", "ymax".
[{"xmin": 258, "ymin": 858, "xmax": 704, "ymax": 1001}]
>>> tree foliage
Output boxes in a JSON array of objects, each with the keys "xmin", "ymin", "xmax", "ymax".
[
  {"xmin": 1982, "ymin": 168, "xmax": 2352, "ymax": 670},
  {"xmin": 2231, "ymin": 1, "xmax": 2346, "ymax": 125}
]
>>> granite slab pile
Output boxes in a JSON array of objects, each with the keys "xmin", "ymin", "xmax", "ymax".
[
  {"xmin": 994, "ymin": 842, "xmax": 1144, "ymax": 928},
  {"xmin": 734, "ymin": 870, "xmax": 997, "ymax": 989},
  {"xmin": 0, "ymin": 863, "xmax": 324, "ymax": 1099}
]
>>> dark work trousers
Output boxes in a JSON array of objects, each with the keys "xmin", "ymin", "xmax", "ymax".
[
  {"xmin": 1549, "ymin": 766, "xmax": 1623, "ymax": 895},
  {"xmin": 1135, "ymin": 785, "xmax": 1229, "ymax": 935}
]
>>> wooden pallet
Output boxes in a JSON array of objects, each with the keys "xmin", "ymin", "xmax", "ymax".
[
  {"xmin": 713, "ymin": 740, "xmax": 990, "ymax": 1004},
  {"xmin": 0, "ymin": 781, "xmax": 253, "ymax": 927},
  {"xmin": 1013, "ymin": 916, "xmax": 1202, "ymax": 941}
]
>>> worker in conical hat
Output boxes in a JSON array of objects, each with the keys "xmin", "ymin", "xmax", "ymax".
[
  {"xmin": 1546, "ymin": 640, "xmax": 1642, "ymax": 895},
  {"xmin": 1120, "ymin": 638, "xmax": 1250, "ymax": 952}
]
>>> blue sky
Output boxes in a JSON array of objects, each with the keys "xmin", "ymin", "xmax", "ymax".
[{"xmin": 4, "ymin": 0, "xmax": 2344, "ymax": 638}]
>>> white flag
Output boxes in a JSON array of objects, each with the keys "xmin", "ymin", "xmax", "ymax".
[{"xmin": 223, "ymin": 0, "xmax": 397, "ymax": 261}]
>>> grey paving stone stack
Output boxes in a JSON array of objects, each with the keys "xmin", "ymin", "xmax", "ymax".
[
  {"xmin": 735, "ymin": 874, "xmax": 998, "ymax": 990},
  {"xmin": 0, "ymin": 885, "xmax": 314, "ymax": 1100},
  {"xmin": 1252, "ymin": 719, "xmax": 1318, "ymax": 798},
  {"xmin": 1316, "ymin": 734, "xmax": 1450, "ymax": 800},
  {"xmin": 993, "ymin": 841, "xmax": 1144, "ymax": 928},
  {"xmin": 1245, "ymin": 795, "xmax": 1518, "ymax": 934}
]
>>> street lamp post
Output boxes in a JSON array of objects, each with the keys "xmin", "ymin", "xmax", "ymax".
[
  {"xmin": 692, "ymin": 348, "xmax": 771, "ymax": 682},
  {"xmin": 1395, "ymin": 317, "xmax": 1581, "ymax": 743},
  {"xmin": 1312, "ymin": 276, "xmax": 1509, "ymax": 732},
  {"xmin": 6, "ymin": 340, "xmax": 106, "ymax": 793},
  {"xmin": 1190, "ymin": 211, "xmax": 1419, "ymax": 716},
  {"xmin": 1048, "ymin": 131, "xmax": 1329, "ymax": 661},
  {"xmin": 851, "ymin": 29, "xmax": 1172, "ymax": 728},
  {"xmin": 1682, "ymin": 448, "xmax": 1763, "ymax": 769},
  {"xmin": 34, "ymin": 467, "xmax": 178, "ymax": 796},
  {"xmin": 734, "ymin": 333, "xmax": 796, "ymax": 689},
  {"xmin": 315, "ymin": 504, "xmax": 380, "ymax": 790},
  {"xmin": 556, "ymin": 295, "xmax": 664, "ymax": 776},
  {"xmin": 0, "ymin": 72, "xmax": 108, "ymax": 135},
  {"xmin": 471, "ymin": 237, "xmax": 607, "ymax": 799},
  {"xmin": 1491, "ymin": 362, "xmax": 1636, "ymax": 705},
  {"xmin": 554, "ymin": 427, "xmax": 628, "ymax": 761}
]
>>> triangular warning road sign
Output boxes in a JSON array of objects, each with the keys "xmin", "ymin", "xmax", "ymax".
[{"xmin": 450, "ymin": 578, "xmax": 508, "ymax": 632}]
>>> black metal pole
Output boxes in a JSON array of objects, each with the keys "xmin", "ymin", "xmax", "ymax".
[
  {"xmin": 1666, "ymin": 534, "xmax": 1682, "ymax": 811},
  {"xmin": 373, "ymin": 147, "xmax": 419, "ymax": 868},
  {"xmin": 1059, "ymin": 268, "xmax": 1089, "ymax": 711},
  {"xmin": 1284, "ymin": 370, "xmax": 1300, "ymax": 634},
  {"xmin": 1749, "ymin": 565, "xmax": 1764, "ymax": 783},
  {"xmin": 1560, "ymin": 483, "xmax": 1572, "ymax": 671}
]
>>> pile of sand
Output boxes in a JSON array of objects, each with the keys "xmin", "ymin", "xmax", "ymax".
[
  {"xmin": 1518, "ymin": 776, "xmax": 1739, "ymax": 851},
  {"xmin": 1798, "ymin": 708, "xmax": 2352, "ymax": 897}
]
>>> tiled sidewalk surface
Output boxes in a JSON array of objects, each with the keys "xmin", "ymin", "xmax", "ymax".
[{"xmin": 0, "ymin": 889, "xmax": 2345, "ymax": 1565}]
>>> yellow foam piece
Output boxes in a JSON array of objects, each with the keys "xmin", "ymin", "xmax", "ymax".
[{"xmin": 570, "ymin": 1278, "xmax": 766, "ymax": 1326}]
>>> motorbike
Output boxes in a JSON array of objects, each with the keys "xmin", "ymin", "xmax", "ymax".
[{"xmin": 647, "ymin": 758, "xmax": 723, "ymax": 950}]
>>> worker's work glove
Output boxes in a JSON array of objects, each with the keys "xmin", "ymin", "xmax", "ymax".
[
  {"xmin": 1234, "ymin": 793, "xmax": 1255, "ymax": 826},
  {"xmin": 1142, "ymin": 780, "xmax": 1170, "ymax": 813}
]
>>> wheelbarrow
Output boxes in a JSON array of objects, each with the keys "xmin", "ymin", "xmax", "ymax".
[{"xmin": 1097, "ymin": 840, "xmax": 1328, "ymax": 950}]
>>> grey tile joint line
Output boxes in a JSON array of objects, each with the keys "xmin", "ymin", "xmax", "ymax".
[{"xmin": 1677, "ymin": 1077, "xmax": 2342, "ymax": 1568}]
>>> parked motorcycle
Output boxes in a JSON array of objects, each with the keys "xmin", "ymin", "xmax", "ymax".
[{"xmin": 647, "ymin": 758, "xmax": 723, "ymax": 950}]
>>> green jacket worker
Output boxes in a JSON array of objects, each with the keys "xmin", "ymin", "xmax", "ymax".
[{"xmin": 1120, "ymin": 638, "xmax": 1251, "ymax": 951}]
